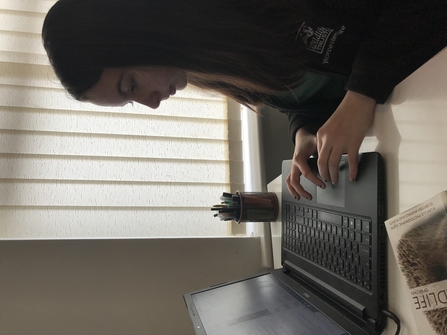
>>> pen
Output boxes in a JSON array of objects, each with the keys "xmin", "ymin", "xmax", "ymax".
[{"xmin": 211, "ymin": 192, "xmax": 241, "ymax": 221}]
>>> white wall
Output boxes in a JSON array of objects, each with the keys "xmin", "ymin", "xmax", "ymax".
[{"xmin": 0, "ymin": 237, "xmax": 266, "ymax": 335}]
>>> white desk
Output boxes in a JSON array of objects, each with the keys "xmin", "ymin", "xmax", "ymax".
[{"xmin": 268, "ymin": 48, "xmax": 447, "ymax": 335}]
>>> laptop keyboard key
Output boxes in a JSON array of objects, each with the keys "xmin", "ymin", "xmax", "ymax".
[{"xmin": 359, "ymin": 245, "xmax": 370, "ymax": 258}]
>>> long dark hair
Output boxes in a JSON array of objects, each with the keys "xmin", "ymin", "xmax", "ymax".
[{"xmin": 42, "ymin": 0, "xmax": 309, "ymax": 106}]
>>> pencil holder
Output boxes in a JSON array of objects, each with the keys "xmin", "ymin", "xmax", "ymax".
[{"xmin": 236, "ymin": 191, "xmax": 279, "ymax": 223}]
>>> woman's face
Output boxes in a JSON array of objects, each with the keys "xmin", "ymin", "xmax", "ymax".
[{"xmin": 84, "ymin": 67, "xmax": 188, "ymax": 109}]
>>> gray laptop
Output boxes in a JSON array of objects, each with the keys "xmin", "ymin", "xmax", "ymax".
[{"xmin": 184, "ymin": 152, "xmax": 388, "ymax": 335}]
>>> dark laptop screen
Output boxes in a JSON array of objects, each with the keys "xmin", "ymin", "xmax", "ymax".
[{"xmin": 190, "ymin": 273, "xmax": 348, "ymax": 335}]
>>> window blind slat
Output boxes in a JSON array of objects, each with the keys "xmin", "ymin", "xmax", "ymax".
[
  {"xmin": 0, "ymin": 109, "xmax": 228, "ymax": 140},
  {"xmin": 0, "ymin": 156, "xmax": 229, "ymax": 183},
  {"xmin": 0, "ymin": 50, "xmax": 50, "ymax": 66},
  {"xmin": 0, "ymin": 132, "xmax": 228, "ymax": 160},
  {"xmin": 0, "ymin": 182, "xmax": 227, "ymax": 207},
  {"xmin": 0, "ymin": 30, "xmax": 44, "ymax": 55},
  {"xmin": 0, "ymin": 0, "xmax": 55, "ymax": 14},
  {"xmin": 0, "ymin": 9, "xmax": 45, "ymax": 34}
]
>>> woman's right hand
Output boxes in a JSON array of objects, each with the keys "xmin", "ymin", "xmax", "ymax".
[{"xmin": 286, "ymin": 126, "xmax": 326, "ymax": 200}]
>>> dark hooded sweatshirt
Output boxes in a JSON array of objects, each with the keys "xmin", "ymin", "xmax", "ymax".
[{"xmin": 272, "ymin": 0, "xmax": 447, "ymax": 142}]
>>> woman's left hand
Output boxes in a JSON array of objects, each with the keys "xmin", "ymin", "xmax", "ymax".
[{"xmin": 316, "ymin": 91, "xmax": 376, "ymax": 184}]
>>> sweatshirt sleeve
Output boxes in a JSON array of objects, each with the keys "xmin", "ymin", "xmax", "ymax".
[
  {"xmin": 281, "ymin": 97, "xmax": 343, "ymax": 143},
  {"xmin": 346, "ymin": 1, "xmax": 447, "ymax": 103}
]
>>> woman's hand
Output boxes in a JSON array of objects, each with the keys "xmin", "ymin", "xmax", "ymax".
[
  {"xmin": 286, "ymin": 125, "xmax": 326, "ymax": 201},
  {"xmin": 286, "ymin": 91, "xmax": 376, "ymax": 199},
  {"xmin": 316, "ymin": 91, "xmax": 376, "ymax": 184}
]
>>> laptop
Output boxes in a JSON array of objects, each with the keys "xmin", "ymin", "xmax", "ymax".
[{"xmin": 184, "ymin": 152, "xmax": 388, "ymax": 335}]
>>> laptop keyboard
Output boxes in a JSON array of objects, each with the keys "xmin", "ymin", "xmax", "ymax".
[{"xmin": 284, "ymin": 202, "xmax": 373, "ymax": 291}]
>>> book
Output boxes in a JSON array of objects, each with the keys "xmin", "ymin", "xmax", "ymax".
[{"xmin": 385, "ymin": 191, "xmax": 447, "ymax": 335}]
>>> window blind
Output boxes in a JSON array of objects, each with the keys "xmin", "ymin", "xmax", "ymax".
[{"xmin": 0, "ymin": 0, "xmax": 243, "ymax": 238}]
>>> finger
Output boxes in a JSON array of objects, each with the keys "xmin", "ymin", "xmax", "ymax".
[
  {"xmin": 287, "ymin": 165, "xmax": 316, "ymax": 201},
  {"xmin": 290, "ymin": 181, "xmax": 312, "ymax": 201},
  {"xmin": 289, "ymin": 163, "xmax": 326, "ymax": 201},
  {"xmin": 347, "ymin": 150, "xmax": 359, "ymax": 182},
  {"xmin": 298, "ymin": 161, "xmax": 326, "ymax": 190},
  {"xmin": 287, "ymin": 169, "xmax": 313, "ymax": 201},
  {"xmin": 327, "ymin": 150, "xmax": 343, "ymax": 185},
  {"xmin": 286, "ymin": 173, "xmax": 300, "ymax": 199},
  {"xmin": 316, "ymin": 143, "xmax": 331, "ymax": 183}
]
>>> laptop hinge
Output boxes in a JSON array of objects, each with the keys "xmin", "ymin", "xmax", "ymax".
[{"xmin": 283, "ymin": 260, "xmax": 366, "ymax": 319}]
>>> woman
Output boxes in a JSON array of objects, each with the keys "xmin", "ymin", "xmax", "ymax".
[{"xmin": 42, "ymin": 0, "xmax": 447, "ymax": 199}]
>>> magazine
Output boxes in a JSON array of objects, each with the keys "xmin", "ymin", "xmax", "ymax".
[{"xmin": 385, "ymin": 190, "xmax": 447, "ymax": 335}]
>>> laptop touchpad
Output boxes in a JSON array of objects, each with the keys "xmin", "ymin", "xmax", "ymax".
[{"xmin": 316, "ymin": 162, "xmax": 346, "ymax": 208}]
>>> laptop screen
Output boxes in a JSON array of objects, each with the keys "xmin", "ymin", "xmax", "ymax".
[{"xmin": 190, "ymin": 273, "xmax": 349, "ymax": 335}]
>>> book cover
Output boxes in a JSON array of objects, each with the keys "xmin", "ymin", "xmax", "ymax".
[{"xmin": 385, "ymin": 191, "xmax": 447, "ymax": 335}]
